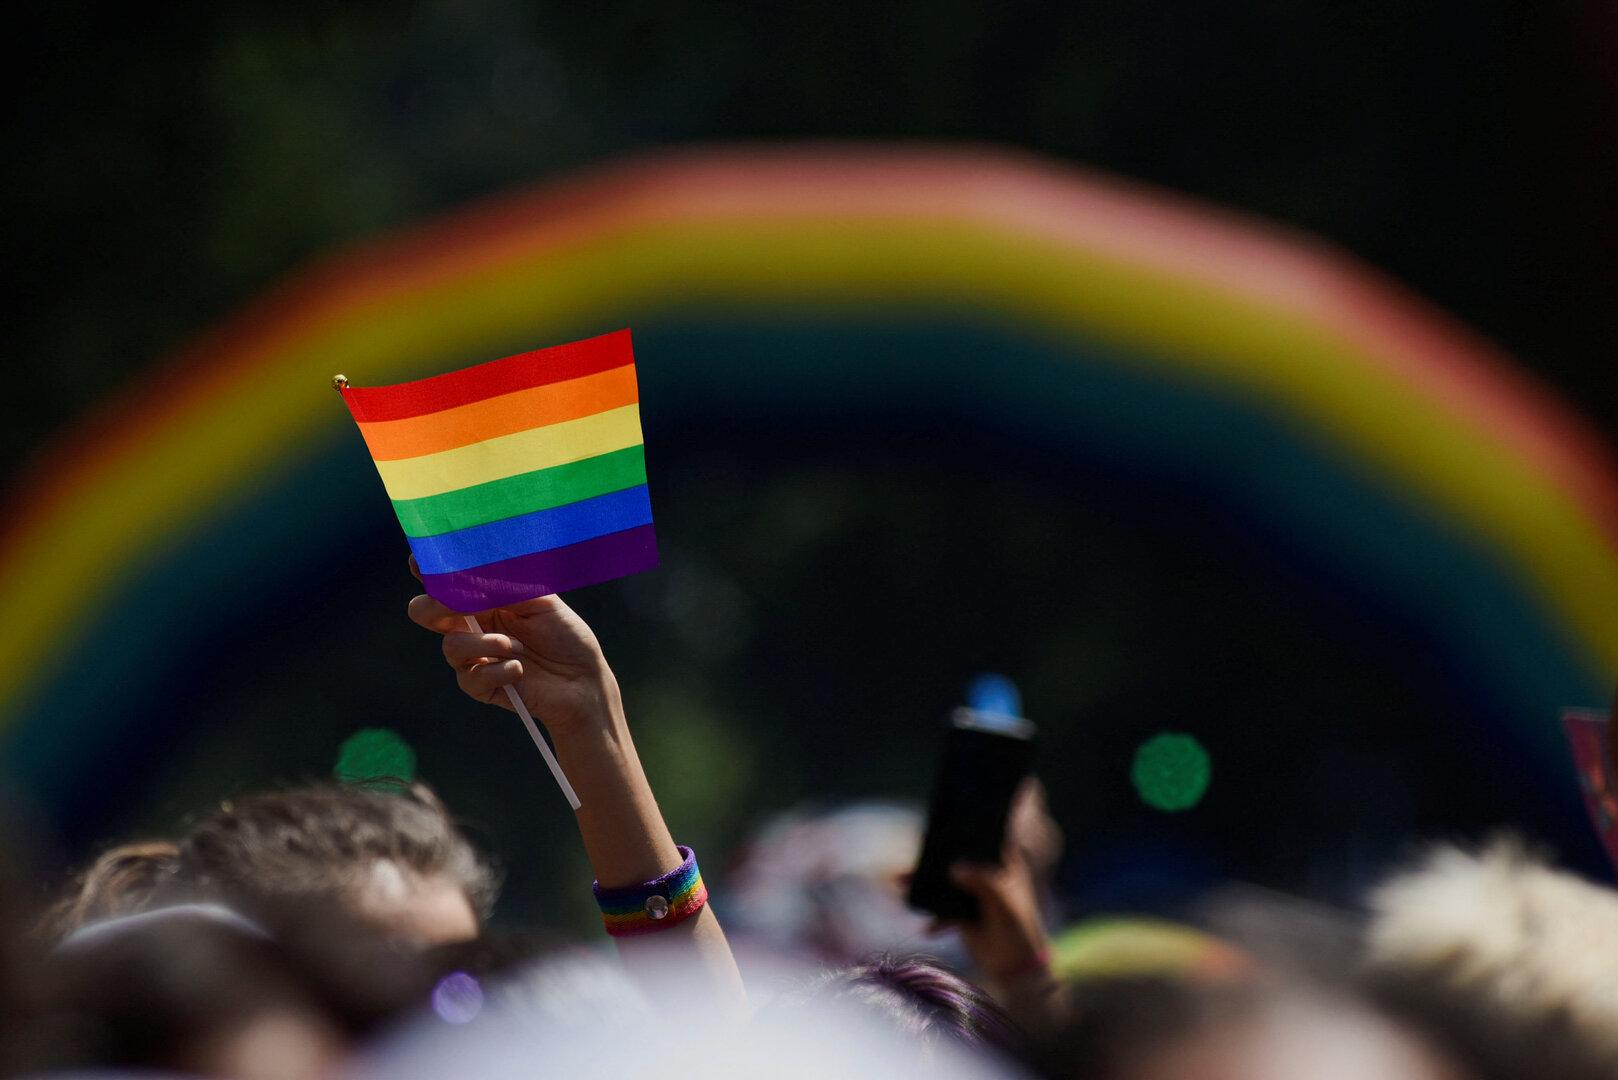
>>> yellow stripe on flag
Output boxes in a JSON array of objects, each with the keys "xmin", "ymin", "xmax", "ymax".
[{"xmin": 373, "ymin": 403, "xmax": 644, "ymax": 501}]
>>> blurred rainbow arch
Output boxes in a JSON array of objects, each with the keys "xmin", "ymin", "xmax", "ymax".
[{"xmin": 3, "ymin": 145, "xmax": 1618, "ymax": 812}]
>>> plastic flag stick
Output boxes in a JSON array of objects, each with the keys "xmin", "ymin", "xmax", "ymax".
[{"xmin": 464, "ymin": 614, "xmax": 581, "ymax": 810}]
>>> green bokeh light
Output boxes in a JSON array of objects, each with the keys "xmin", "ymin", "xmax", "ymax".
[
  {"xmin": 334, "ymin": 728, "xmax": 417, "ymax": 789},
  {"xmin": 1131, "ymin": 732, "xmax": 1211, "ymax": 812}
]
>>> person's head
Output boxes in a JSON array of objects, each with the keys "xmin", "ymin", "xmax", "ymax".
[
  {"xmin": 372, "ymin": 958, "xmax": 1007, "ymax": 1080},
  {"xmin": 1362, "ymin": 839, "xmax": 1618, "ymax": 1080},
  {"xmin": 1036, "ymin": 975, "xmax": 1459, "ymax": 1080},
  {"xmin": 38, "ymin": 908, "xmax": 353, "ymax": 1080},
  {"xmin": 169, "ymin": 782, "xmax": 494, "ymax": 946},
  {"xmin": 794, "ymin": 955, "xmax": 1024, "ymax": 1062},
  {"xmin": 41, "ymin": 839, "xmax": 181, "ymax": 940}
]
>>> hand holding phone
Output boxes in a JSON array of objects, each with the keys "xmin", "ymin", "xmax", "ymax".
[{"xmin": 907, "ymin": 692, "xmax": 1036, "ymax": 921}]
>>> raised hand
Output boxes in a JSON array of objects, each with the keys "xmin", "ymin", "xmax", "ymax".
[
  {"xmin": 949, "ymin": 845, "xmax": 1050, "ymax": 987},
  {"xmin": 945, "ymin": 779, "xmax": 1059, "ymax": 988},
  {"xmin": 406, "ymin": 563, "xmax": 619, "ymax": 738}
]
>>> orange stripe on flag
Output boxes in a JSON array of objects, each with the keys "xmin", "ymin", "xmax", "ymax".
[{"xmin": 356, "ymin": 363, "xmax": 639, "ymax": 461}]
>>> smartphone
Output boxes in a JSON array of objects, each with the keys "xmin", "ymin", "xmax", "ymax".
[{"xmin": 907, "ymin": 706, "xmax": 1036, "ymax": 920}]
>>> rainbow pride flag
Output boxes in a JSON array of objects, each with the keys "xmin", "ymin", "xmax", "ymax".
[{"xmin": 338, "ymin": 329, "xmax": 658, "ymax": 611}]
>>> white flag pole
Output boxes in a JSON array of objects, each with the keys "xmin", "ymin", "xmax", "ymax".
[{"xmin": 464, "ymin": 614, "xmax": 581, "ymax": 810}]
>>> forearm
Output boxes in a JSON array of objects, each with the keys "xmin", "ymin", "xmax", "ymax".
[
  {"xmin": 554, "ymin": 679, "xmax": 680, "ymax": 883},
  {"xmin": 553, "ymin": 674, "xmax": 746, "ymax": 1007}
]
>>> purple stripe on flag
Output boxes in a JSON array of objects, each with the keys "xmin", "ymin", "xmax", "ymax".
[
  {"xmin": 407, "ymin": 484, "xmax": 652, "ymax": 576},
  {"xmin": 420, "ymin": 524, "xmax": 659, "ymax": 612}
]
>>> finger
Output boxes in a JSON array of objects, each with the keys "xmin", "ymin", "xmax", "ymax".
[
  {"xmin": 442, "ymin": 632, "xmax": 523, "ymax": 670},
  {"xmin": 457, "ymin": 659, "xmax": 523, "ymax": 706},
  {"xmin": 407, "ymin": 553, "xmax": 423, "ymax": 583},
  {"xmin": 496, "ymin": 593, "xmax": 569, "ymax": 619},
  {"xmin": 408, "ymin": 594, "xmax": 494, "ymax": 635},
  {"xmin": 408, "ymin": 593, "xmax": 460, "ymax": 633},
  {"xmin": 949, "ymin": 862, "xmax": 1005, "ymax": 895},
  {"xmin": 1010, "ymin": 776, "xmax": 1038, "ymax": 822},
  {"xmin": 1009, "ymin": 776, "xmax": 1063, "ymax": 870},
  {"xmin": 1008, "ymin": 778, "xmax": 1045, "ymax": 848},
  {"xmin": 997, "ymin": 841, "xmax": 1030, "ymax": 871}
]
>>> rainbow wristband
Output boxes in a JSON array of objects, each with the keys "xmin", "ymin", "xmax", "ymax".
[{"xmin": 593, "ymin": 845, "xmax": 709, "ymax": 937}]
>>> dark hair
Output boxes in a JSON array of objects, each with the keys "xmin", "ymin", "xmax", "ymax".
[
  {"xmin": 30, "ymin": 906, "xmax": 428, "ymax": 1075},
  {"xmin": 40, "ymin": 840, "xmax": 181, "ymax": 939},
  {"xmin": 168, "ymin": 781, "xmax": 497, "ymax": 924},
  {"xmin": 808, "ymin": 955, "xmax": 1026, "ymax": 1060},
  {"xmin": 44, "ymin": 919, "xmax": 308, "ymax": 1073}
]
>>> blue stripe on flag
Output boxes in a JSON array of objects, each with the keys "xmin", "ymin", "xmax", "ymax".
[{"xmin": 406, "ymin": 484, "xmax": 653, "ymax": 575}]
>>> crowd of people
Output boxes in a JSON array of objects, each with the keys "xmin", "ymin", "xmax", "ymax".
[{"xmin": 4, "ymin": 584, "xmax": 1617, "ymax": 1079}]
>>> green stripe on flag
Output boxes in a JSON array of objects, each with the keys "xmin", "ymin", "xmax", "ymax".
[{"xmin": 391, "ymin": 444, "xmax": 647, "ymax": 537}]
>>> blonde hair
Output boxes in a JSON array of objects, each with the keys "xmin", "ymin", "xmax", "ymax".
[
  {"xmin": 1366, "ymin": 839, "xmax": 1618, "ymax": 1062},
  {"xmin": 41, "ymin": 840, "xmax": 179, "ymax": 940}
]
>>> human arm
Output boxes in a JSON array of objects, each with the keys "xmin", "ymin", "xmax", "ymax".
[
  {"xmin": 406, "ymin": 586, "xmax": 746, "ymax": 1008},
  {"xmin": 944, "ymin": 779, "xmax": 1069, "ymax": 1032}
]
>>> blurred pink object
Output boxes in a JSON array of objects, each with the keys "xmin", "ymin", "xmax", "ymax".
[{"xmin": 1562, "ymin": 700, "xmax": 1618, "ymax": 874}]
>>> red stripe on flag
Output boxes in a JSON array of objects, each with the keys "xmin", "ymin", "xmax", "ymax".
[{"xmin": 342, "ymin": 329, "xmax": 633, "ymax": 422}]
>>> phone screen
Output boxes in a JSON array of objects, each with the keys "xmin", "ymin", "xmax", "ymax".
[{"xmin": 907, "ymin": 708, "xmax": 1036, "ymax": 920}]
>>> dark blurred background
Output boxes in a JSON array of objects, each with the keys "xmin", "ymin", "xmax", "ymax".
[{"xmin": 4, "ymin": 1, "xmax": 1616, "ymax": 930}]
